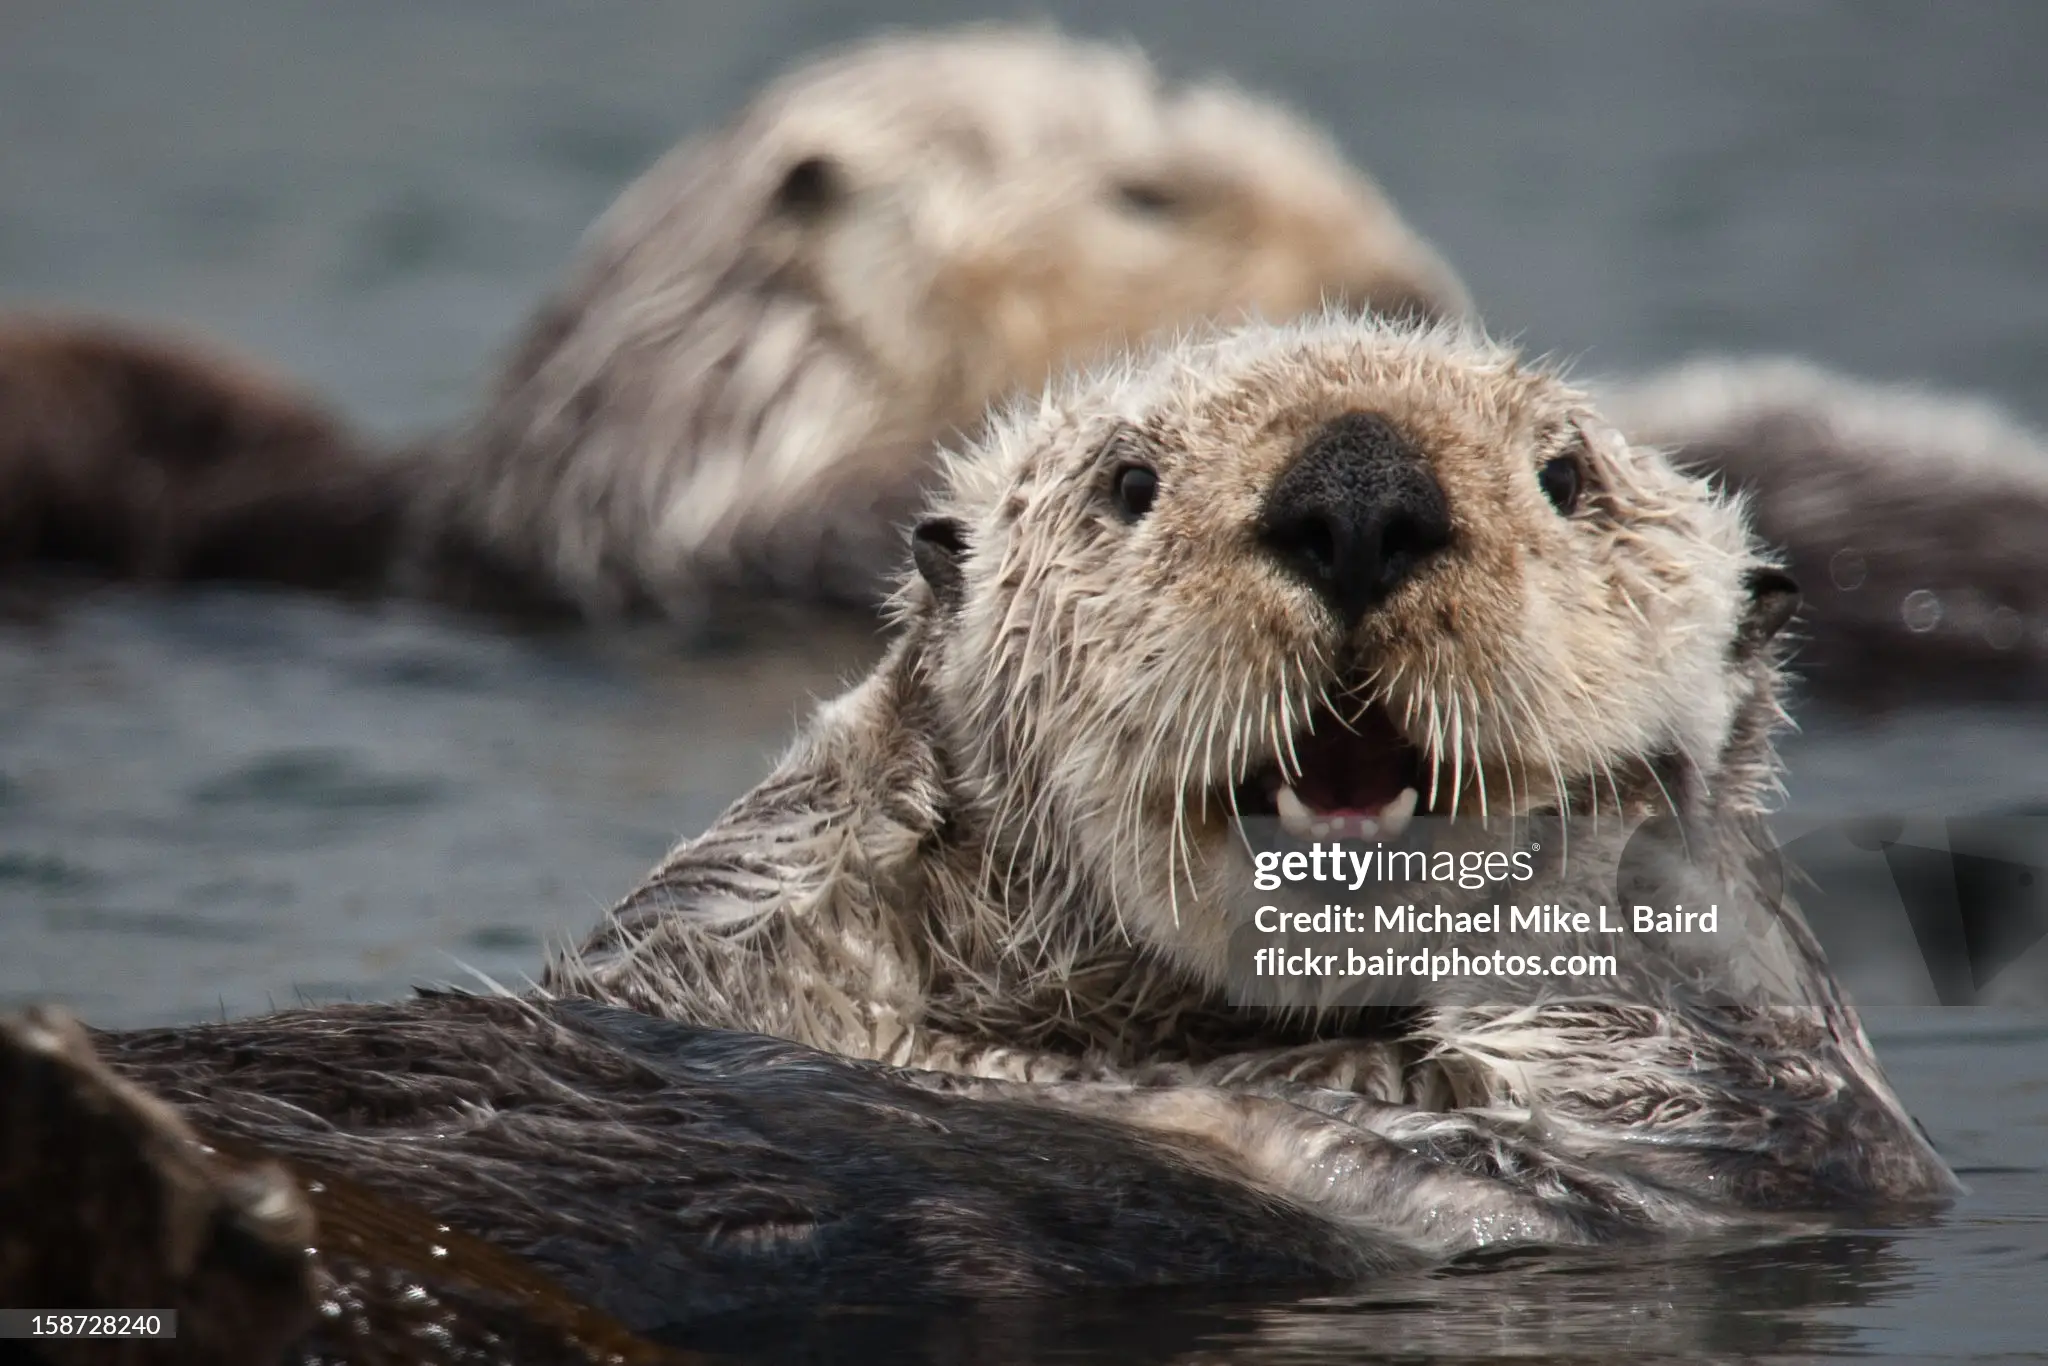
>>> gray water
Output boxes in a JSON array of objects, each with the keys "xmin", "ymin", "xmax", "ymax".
[{"xmin": 2, "ymin": 3, "xmax": 2045, "ymax": 1361}]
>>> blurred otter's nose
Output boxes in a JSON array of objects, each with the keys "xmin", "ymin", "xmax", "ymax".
[
  {"xmin": 1342, "ymin": 279, "xmax": 1450, "ymax": 326},
  {"xmin": 1258, "ymin": 410, "xmax": 1453, "ymax": 627}
]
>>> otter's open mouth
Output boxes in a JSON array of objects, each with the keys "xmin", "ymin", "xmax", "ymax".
[{"xmin": 1233, "ymin": 702, "xmax": 1427, "ymax": 842}]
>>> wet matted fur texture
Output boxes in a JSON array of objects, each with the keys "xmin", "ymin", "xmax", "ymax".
[
  {"xmin": 546, "ymin": 313, "xmax": 1957, "ymax": 1220},
  {"xmin": 7, "ymin": 995, "xmax": 1403, "ymax": 1355}
]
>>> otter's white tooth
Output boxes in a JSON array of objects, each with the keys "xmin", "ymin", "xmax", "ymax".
[
  {"xmin": 1275, "ymin": 784, "xmax": 1317, "ymax": 842},
  {"xmin": 1380, "ymin": 787, "xmax": 1420, "ymax": 840},
  {"xmin": 1356, "ymin": 817, "xmax": 1380, "ymax": 840},
  {"xmin": 1310, "ymin": 820, "xmax": 1330, "ymax": 839}
]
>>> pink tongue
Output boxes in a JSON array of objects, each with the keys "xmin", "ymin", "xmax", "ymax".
[{"xmin": 1290, "ymin": 708, "xmax": 1412, "ymax": 816}]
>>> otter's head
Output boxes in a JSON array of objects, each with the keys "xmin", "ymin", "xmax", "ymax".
[
  {"xmin": 741, "ymin": 27, "xmax": 1467, "ymax": 421},
  {"xmin": 593, "ymin": 27, "xmax": 1467, "ymax": 431},
  {"xmin": 479, "ymin": 27, "xmax": 1471, "ymax": 616},
  {"xmin": 905, "ymin": 315, "xmax": 1795, "ymax": 976}
]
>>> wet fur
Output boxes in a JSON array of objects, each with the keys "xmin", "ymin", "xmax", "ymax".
[
  {"xmin": 20, "ymin": 997, "xmax": 1404, "ymax": 1339},
  {"xmin": 0, "ymin": 990, "xmax": 1924, "ymax": 1354},
  {"xmin": 0, "ymin": 27, "xmax": 1465, "ymax": 626},
  {"xmin": 547, "ymin": 314, "xmax": 1958, "ymax": 1221}
]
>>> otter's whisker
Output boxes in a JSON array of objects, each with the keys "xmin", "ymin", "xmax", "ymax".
[
  {"xmin": 1465, "ymin": 680, "xmax": 1492, "ymax": 828},
  {"xmin": 1424, "ymin": 689, "xmax": 1446, "ymax": 814},
  {"xmin": 1448, "ymin": 690, "xmax": 1469, "ymax": 822}
]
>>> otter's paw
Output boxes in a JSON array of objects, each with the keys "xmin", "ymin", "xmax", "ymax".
[{"xmin": 0, "ymin": 1005, "xmax": 317, "ymax": 1366}]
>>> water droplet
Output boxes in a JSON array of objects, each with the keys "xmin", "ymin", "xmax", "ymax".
[
  {"xmin": 1829, "ymin": 548, "xmax": 1867, "ymax": 591},
  {"xmin": 1900, "ymin": 590, "xmax": 1942, "ymax": 633},
  {"xmin": 1985, "ymin": 606, "xmax": 2024, "ymax": 651}
]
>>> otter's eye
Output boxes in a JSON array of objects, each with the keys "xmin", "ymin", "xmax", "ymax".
[
  {"xmin": 1114, "ymin": 180, "xmax": 1183, "ymax": 218},
  {"xmin": 1114, "ymin": 464, "xmax": 1160, "ymax": 519},
  {"xmin": 1538, "ymin": 455, "xmax": 1582, "ymax": 515},
  {"xmin": 771, "ymin": 155, "xmax": 842, "ymax": 221}
]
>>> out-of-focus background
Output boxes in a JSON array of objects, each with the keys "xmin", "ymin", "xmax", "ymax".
[
  {"xmin": 7, "ymin": 2, "xmax": 2046, "ymax": 432},
  {"xmin": 1, "ymin": 5, "xmax": 2045, "ymax": 1361}
]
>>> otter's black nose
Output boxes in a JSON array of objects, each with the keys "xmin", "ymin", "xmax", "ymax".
[{"xmin": 1258, "ymin": 411, "xmax": 1452, "ymax": 627}]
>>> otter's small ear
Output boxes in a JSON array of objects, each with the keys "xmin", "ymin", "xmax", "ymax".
[
  {"xmin": 912, "ymin": 516, "xmax": 968, "ymax": 611},
  {"xmin": 1734, "ymin": 567, "xmax": 1801, "ymax": 657},
  {"xmin": 771, "ymin": 155, "xmax": 843, "ymax": 221}
]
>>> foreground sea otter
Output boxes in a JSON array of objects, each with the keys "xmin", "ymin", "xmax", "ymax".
[
  {"xmin": 2, "ymin": 316, "xmax": 1957, "ymax": 1360},
  {"xmin": 0, "ymin": 25, "xmax": 1464, "ymax": 625}
]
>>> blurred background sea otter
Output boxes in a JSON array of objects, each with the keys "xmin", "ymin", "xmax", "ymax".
[
  {"xmin": 2, "ymin": 22, "xmax": 2042, "ymax": 710},
  {"xmin": 0, "ymin": 27, "xmax": 1467, "ymax": 627}
]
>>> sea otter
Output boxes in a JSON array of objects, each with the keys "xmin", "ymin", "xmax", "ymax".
[
  {"xmin": 543, "ymin": 311, "xmax": 1954, "ymax": 1206},
  {"xmin": 0, "ymin": 314, "xmax": 1958, "ymax": 1358},
  {"xmin": 0, "ymin": 26, "xmax": 1465, "ymax": 627}
]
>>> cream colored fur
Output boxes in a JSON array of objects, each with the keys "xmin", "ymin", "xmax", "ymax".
[
  {"xmin": 544, "ymin": 314, "xmax": 1957, "ymax": 1227},
  {"xmin": 418, "ymin": 27, "xmax": 1469, "ymax": 620}
]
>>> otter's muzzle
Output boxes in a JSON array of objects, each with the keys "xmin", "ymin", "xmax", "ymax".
[{"xmin": 1257, "ymin": 410, "xmax": 1453, "ymax": 628}]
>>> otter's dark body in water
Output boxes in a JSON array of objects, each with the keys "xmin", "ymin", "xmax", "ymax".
[
  {"xmin": 2, "ymin": 997, "xmax": 1398, "ymax": 1363},
  {"xmin": 0, "ymin": 322, "xmax": 403, "ymax": 592},
  {"xmin": 1600, "ymin": 357, "xmax": 2048, "ymax": 709},
  {"xmin": 0, "ymin": 989, "xmax": 1943, "ymax": 1365}
]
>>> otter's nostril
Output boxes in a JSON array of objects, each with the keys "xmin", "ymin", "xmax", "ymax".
[
  {"xmin": 1380, "ymin": 512, "xmax": 1439, "ymax": 564},
  {"xmin": 1258, "ymin": 411, "xmax": 1453, "ymax": 628},
  {"xmin": 1268, "ymin": 513, "xmax": 1338, "ymax": 582}
]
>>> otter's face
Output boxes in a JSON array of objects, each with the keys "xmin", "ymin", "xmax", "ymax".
[
  {"xmin": 739, "ymin": 30, "xmax": 1468, "ymax": 434},
  {"xmin": 917, "ymin": 316, "xmax": 1770, "ymax": 974}
]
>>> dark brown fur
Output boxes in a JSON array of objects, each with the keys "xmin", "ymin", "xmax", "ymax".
[
  {"xmin": 1, "ymin": 1004, "xmax": 704, "ymax": 1365},
  {"xmin": 0, "ymin": 1008, "xmax": 317, "ymax": 1366},
  {"xmin": 3, "ymin": 994, "xmax": 1410, "ymax": 1362},
  {"xmin": 1602, "ymin": 357, "xmax": 2048, "ymax": 710},
  {"xmin": 1671, "ymin": 413, "xmax": 2048, "ymax": 708},
  {"xmin": 0, "ymin": 322, "xmax": 409, "ymax": 593}
]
